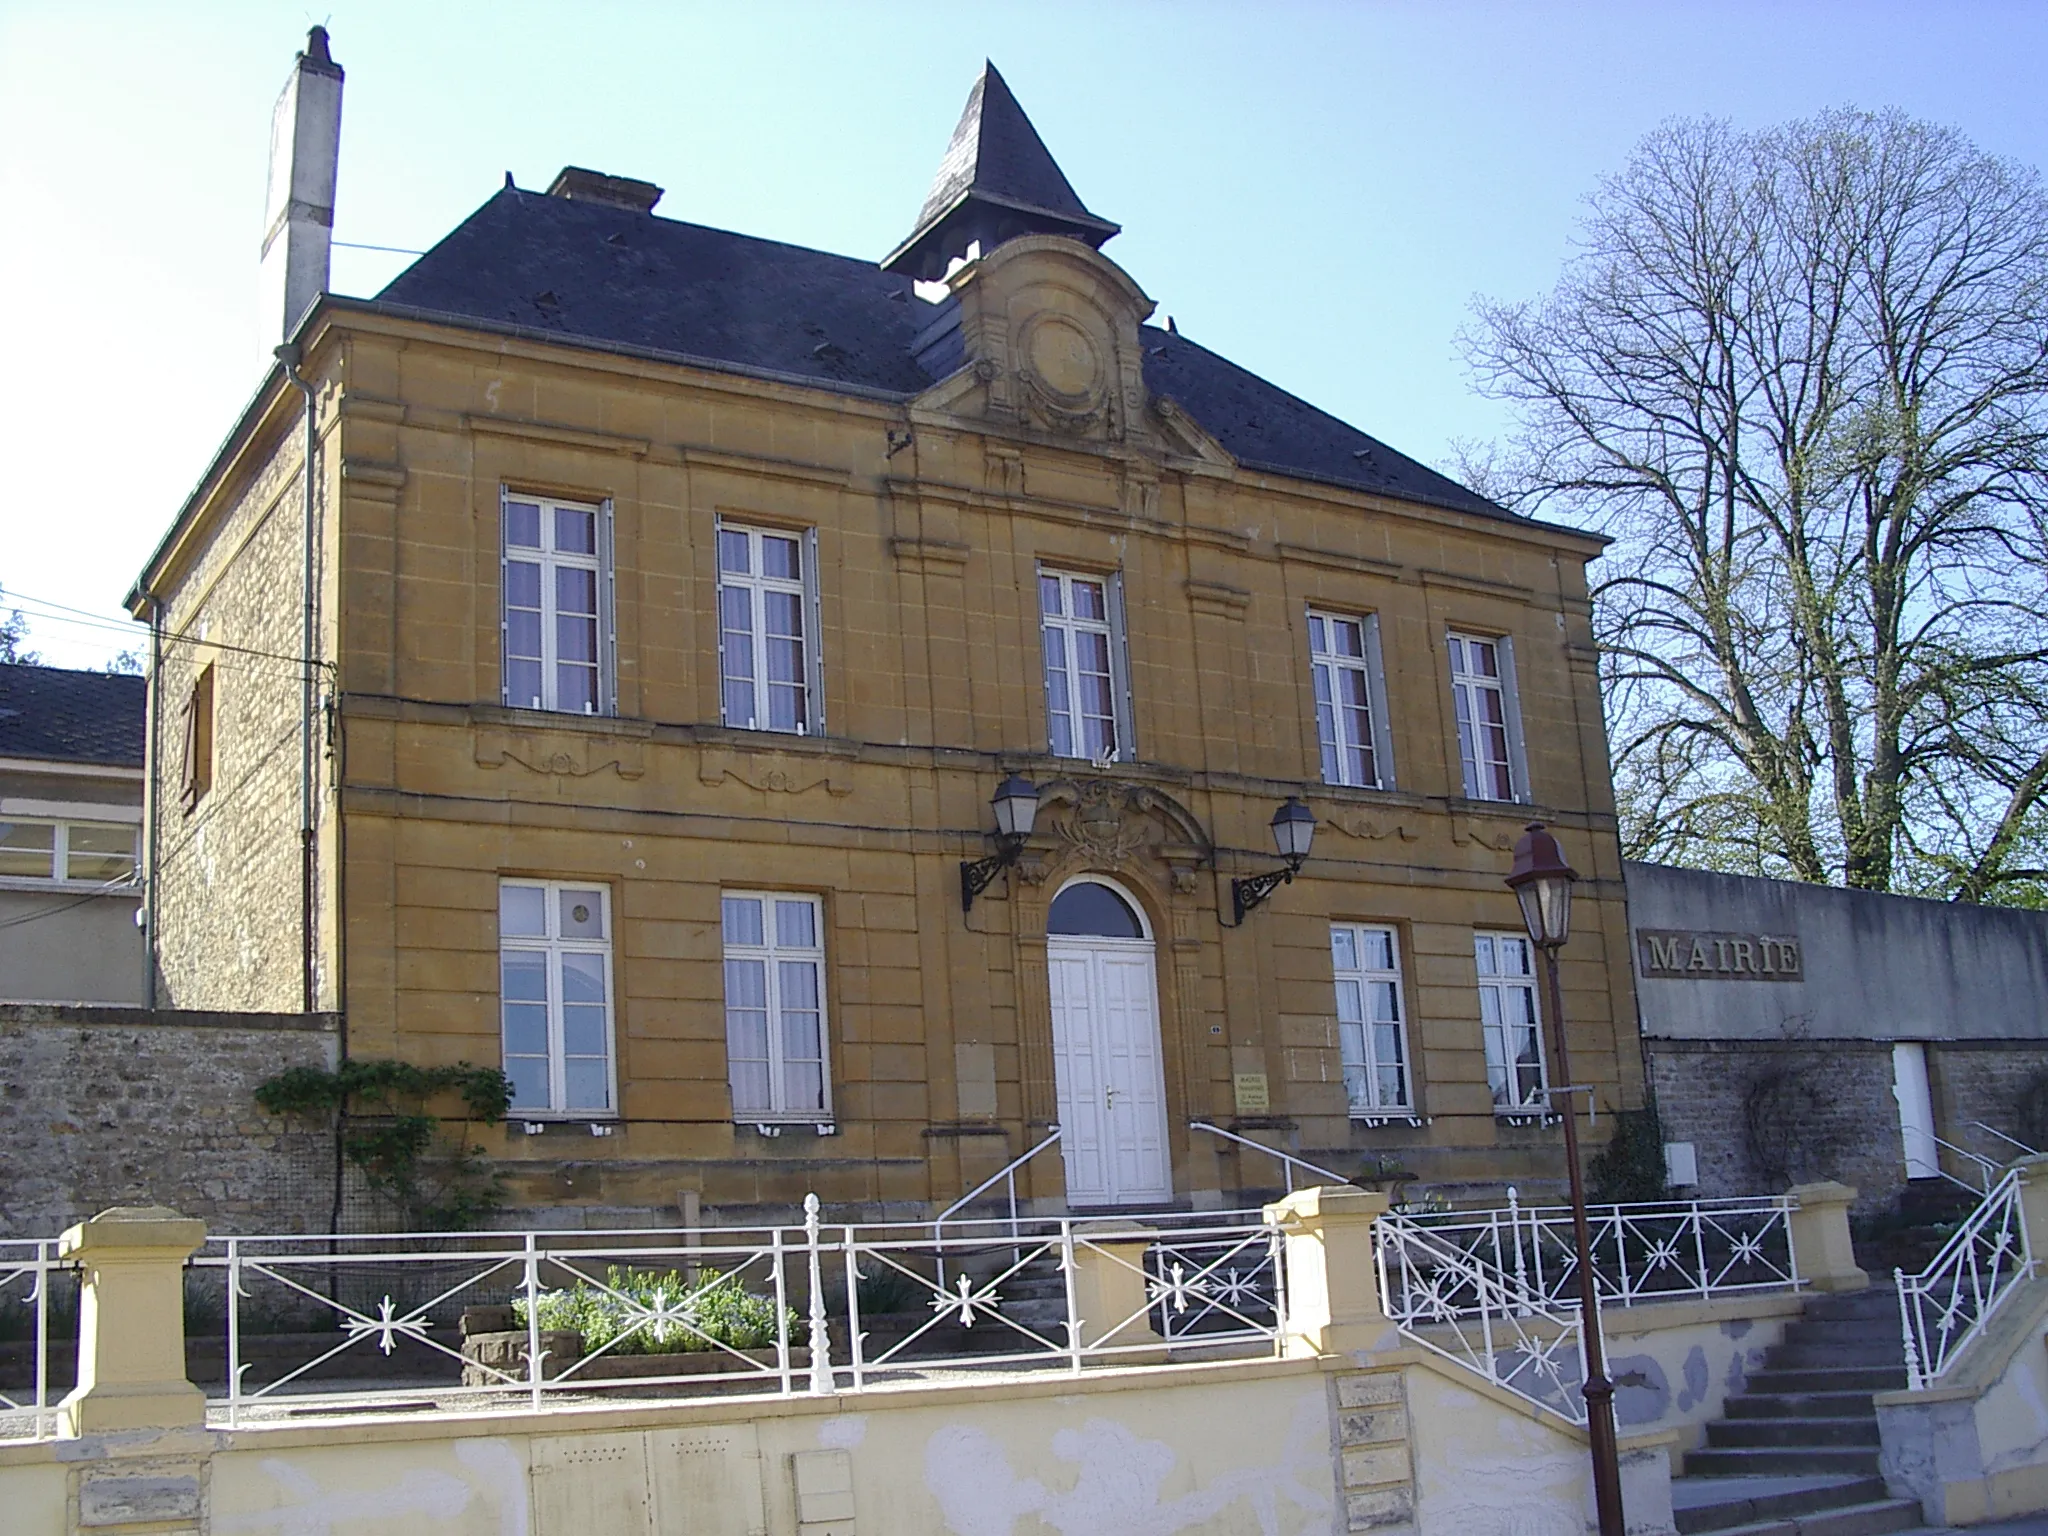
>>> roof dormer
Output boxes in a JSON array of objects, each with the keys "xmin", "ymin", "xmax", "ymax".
[{"xmin": 882, "ymin": 62, "xmax": 1120, "ymax": 282}]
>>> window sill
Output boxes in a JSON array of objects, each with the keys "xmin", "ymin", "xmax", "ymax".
[
  {"xmin": 471, "ymin": 703, "xmax": 649, "ymax": 737},
  {"xmin": 511, "ymin": 1115, "xmax": 621, "ymax": 1134},
  {"xmin": 1313, "ymin": 783, "xmax": 1429, "ymax": 808},
  {"xmin": 1446, "ymin": 795, "xmax": 1544, "ymax": 818},
  {"xmin": 0, "ymin": 876, "xmax": 140, "ymax": 896},
  {"xmin": 737, "ymin": 1120, "xmax": 838, "ymax": 1138},
  {"xmin": 1493, "ymin": 1109, "xmax": 1562, "ymax": 1128},
  {"xmin": 1350, "ymin": 1112, "xmax": 1428, "ymax": 1128}
]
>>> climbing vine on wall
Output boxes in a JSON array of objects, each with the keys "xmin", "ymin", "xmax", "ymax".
[{"xmin": 255, "ymin": 1060, "xmax": 513, "ymax": 1231}]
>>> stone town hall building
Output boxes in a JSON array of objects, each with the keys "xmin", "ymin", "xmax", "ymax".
[{"xmin": 128, "ymin": 33, "xmax": 1639, "ymax": 1222}]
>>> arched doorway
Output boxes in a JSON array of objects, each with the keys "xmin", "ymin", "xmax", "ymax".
[{"xmin": 1046, "ymin": 875, "xmax": 1172, "ymax": 1206}]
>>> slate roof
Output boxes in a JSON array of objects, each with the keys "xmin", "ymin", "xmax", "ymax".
[
  {"xmin": 0, "ymin": 664, "xmax": 146, "ymax": 768},
  {"xmin": 374, "ymin": 189, "xmax": 1508, "ymax": 523}
]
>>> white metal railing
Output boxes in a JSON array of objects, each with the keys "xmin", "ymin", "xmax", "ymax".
[
  {"xmin": 1969, "ymin": 1122, "xmax": 2040, "ymax": 1159},
  {"xmin": 1897, "ymin": 1165, "xmax": 2034, "ymax": 1391},
  {"xmin": 1397, "ymin": 1190, "xmax": 1801, "ymax": 1311},
  {"xmin": 1909, "ymin": 1127, "xmax": 2004, "ymax": 1194},
  {"xmin": 932, "ymin": 1126, "xmax": 1062, "ymax": 1292},
  {"xmin": 141, "ymin": 1197, "xmax": 1285, "ymax": 1430},
  {"xmin": 0, "ymin": 1241, "xmax": 67, "ymax": 1442},
  {"xmin": 1189, "ymin": 1120, "xmax": 1352, "ymax": 1193},
  {"xmin": 1376, "ymin": 1208, "xmax": 1588, "ymax": 1424}
]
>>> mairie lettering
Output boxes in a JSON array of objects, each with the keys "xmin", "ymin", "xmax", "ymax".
[{"xmin": 1636, "ymin": 928, "xmax": 1801, "ymax": 982}]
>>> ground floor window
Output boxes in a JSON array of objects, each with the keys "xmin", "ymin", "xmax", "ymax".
[
  {"xmin": 1331, "ymin": 923, "xmax": 1412, "ymax": 1113},
  {"xmin": 1475, "ymin": 930, "xmax": 1547, "ymax": 1111},
  {"xmin": 723, "ymin": 892, "xmax": 830, "ymax": 1121},
  {"xmin": 499, "ymin": 880, "xmax": 615, "ymax": 1115}
]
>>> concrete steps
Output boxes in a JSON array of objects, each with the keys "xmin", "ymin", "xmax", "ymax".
[{"xmin": 1672, "ymin": 1286, "xmax": 1924, "ymax": 1533}]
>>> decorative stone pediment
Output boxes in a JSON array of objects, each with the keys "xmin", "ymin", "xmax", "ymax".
[
  {"xmin": 1020, "ymin": 776, "xmax": 1211, "ymax": 891},
  {"xmin": 914, "ymin": 237, "xmax": 1156, "ymax": 446}
]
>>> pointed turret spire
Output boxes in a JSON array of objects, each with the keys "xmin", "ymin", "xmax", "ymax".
[{"xmin": 882, "ymin": 62, "xmax": 1120, "ymax": 280}]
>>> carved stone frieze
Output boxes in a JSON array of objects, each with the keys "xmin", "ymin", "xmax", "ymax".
[
  {"xmin": 474, "ymin": 725, "xmax": 644, "ymax": 780},
  {"xmin": 698, "ymin": 750, "xmax": 852, "ymax": 798},
  {"xmin": 1324, "ymin": 809, "xmax": 1419, "ymax": 843},
  {"xmin": 1449, "ymin": 813, "xmax": 1521, "ymax": 853}
]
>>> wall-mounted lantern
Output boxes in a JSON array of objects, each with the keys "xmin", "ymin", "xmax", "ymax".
[
  {"xmin": 960, "ymin": 775, "xmax": 1040, "ymax": 913},
  {"xmin": 1228, "ymin": 797, "xmax": 1316, "ymax": 925}
]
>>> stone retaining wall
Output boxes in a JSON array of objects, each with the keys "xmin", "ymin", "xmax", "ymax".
[{"xmin": 0, "ymin": 1004, "xmax": 339, "ymax": 1237}]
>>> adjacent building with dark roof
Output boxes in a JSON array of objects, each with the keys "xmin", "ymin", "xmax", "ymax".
[
  {"xmin": 126, "ymin": 35, "xmax": 1639, "ymax": 1225},
  {"xmin": 0, "ymin": 664, "xmax": 146, "ymax": 1003}
]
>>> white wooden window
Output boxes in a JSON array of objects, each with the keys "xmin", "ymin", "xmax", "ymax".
[
  {"xmin": 0, "ymin": 818, "xmax": 138, "ymax": 885},
  {"xmin": 1309, "ymin": 610, "xmax": 1391, "ymax": 788},
  {"xmin": 718, "ymin": 524, "xmax": 820, "ymax": 734},
  {"xmin": 722, "ymin": 892, "xmax": 831, "ymax": 1121},
  {"xmin": 1475, "ymin": 931, "xmax": 1547, "ymax": 1112},
  {"xmin": 499, "ymin": 880, "xmax": 616, "ymax": 1116},
  {"xmin": 1039, "ymin": 568, "xmax": 1130, "ymax": 761},
  {"xmin": 1331, "ymin": 923, "xmax": 1412, "ymax": 1113},
  {"xmin": 1449, "ymin": 631, "xmax": 1523, "ymax": 801},
  {"xmin": 502, "ymin": 493, "xmax": 611, "ymax": 715}
]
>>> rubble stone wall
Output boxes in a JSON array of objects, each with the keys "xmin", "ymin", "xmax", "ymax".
[{"xmin": 0, "ymin": 1005, "xmax": 338, "ymax": 1237}]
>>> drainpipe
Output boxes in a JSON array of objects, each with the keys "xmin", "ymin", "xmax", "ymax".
[
  {"xmin": 276, "ymin": 343, "xmax": 319, "ymax": 1016},
  {"xmin": 143, "ymin": 595, "xmax": 164, "ymax": 1008}
]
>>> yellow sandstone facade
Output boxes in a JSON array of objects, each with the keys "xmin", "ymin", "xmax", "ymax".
[{"xmin": 130, "ymin": 63, "xmax": 1638, "ymax": 1223}]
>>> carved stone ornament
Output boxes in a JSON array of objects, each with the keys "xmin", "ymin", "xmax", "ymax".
[
  {"xmin": 1015, "ymin": 312, "xmax": 1108, "ymax": 434},
  {"xmin": 1032, "ymin": 777, "xmax": 1213, "ymax": 876},
  {"xmin": 1450, "ymin": 814, "xmax": 1520, "ymax": 853},
  {"xmin": 699, "ymin": 750, "xmax": 852, "ymax": 798},
  {"xmin": 474, "ymin": 725, "xmax": 644, "ymax": 780},
  {"xmin": 1324, "ymin": 809, "xmax": 1419, "ymax": 843}
]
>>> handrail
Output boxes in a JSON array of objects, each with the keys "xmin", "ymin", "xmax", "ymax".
[
  {"xmin": 1189, "ymin": 1120, "xmax": 1351, "ymax": 1194},
  {"xmin": 932, "ymin": 1127, "xmax": 1061, "ymax": 1291},
  {"xmin": 1376, "ymin": 1206, "xmax": 1589, "ymax": 1425},
  {"xmin": 1970, "ymin": 1121, "xmax": 2040, "ymax": 1158},
  {"xmin": 1911, "ymin": 1128, "xmax": 2003, "ymax": 1193},
  {"xmin": 1897, "ymin": 1164, "xmax": 2033, "ymax": 1391}
]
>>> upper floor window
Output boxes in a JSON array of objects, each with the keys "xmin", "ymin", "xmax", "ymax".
[
  {"xmin": 178, "ymin": 664, "xmax": 215, "ymax": 811},
  {"xmin": 722, "ymin": 892, "xmax": 831, "ymax": 1121},
  {"xmin": 1331, "ymin": 923, "xmax": 1412, "ymax": 1114},
  {"xmin": 503, "ymin": 493, "xmax": 611, "ymax": 715},
  {"xmin": 1039, "ymin": 568, "xmax": 1130, "ymax": 762},
  {"xmin": 718, "ymin": 524, "xmax": 820, "ymax": 735},
  {"xmin": 1448, "ymin": 631, "xmax": 1523, "ymax": 801},
  {"xmin": 499, "ymin": 880, "xmax": 615, "ymax": 1116},
  {"xmin": 1475, "ymin": 931, "xmax": 1547, "ymax": 1113},
  {"xmin": 0, "ymin": 818, "xmax": 139, "ymax": 886},
  {"xmin": 1309, "ymin": 610, "xmax": 1391, "ymax": 789}
]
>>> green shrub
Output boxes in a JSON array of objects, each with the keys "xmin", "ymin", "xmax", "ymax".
[{"xmin": 514, "ymin": 1266, "xmax": 796, "ymax": 1356}]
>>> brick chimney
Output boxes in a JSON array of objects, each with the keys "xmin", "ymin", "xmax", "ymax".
[
  {"xmin": 546, "ymin": 166, "xmax": 664, "ymax": 213},
  {"xmin": 258, "ymin": 27, "xmax": 345, "ymax": 355}
]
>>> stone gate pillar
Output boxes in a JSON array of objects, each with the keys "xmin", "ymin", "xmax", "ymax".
[
  {"xmin": 1265, "ymin": 1184, "xmax": 1392, "ymax": 1359},
  {"xmin": 59, "ymin": 1206, "xmax": 207, "ymax": 1435}
]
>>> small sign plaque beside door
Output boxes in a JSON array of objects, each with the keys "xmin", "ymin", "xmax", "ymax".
[{"xmin": 1232, "ymin": 1072, "xmax": 1270, "ymax": 1114}]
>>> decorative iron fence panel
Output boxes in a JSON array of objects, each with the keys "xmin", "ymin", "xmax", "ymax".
[{"xmin": 1897, "ymin": 1167, "xmax": 2033, "ymax": 1391}]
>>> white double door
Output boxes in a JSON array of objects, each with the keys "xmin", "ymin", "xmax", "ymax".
[{"xmin": 1048, "ymin": 935, "xmax": 1172, "ymax": 1206}]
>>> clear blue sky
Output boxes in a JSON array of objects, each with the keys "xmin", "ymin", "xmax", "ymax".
[{"xmin": 4, "ymin": 1, "xmax": 2045, "ymax": 669}]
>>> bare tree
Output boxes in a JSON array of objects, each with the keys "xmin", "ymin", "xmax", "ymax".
[
  {"xmin": 0, "ymin": 587, "xmax": 36, "ymax": 667},
  {"xmin": 1461, "ymin": 110, "xmax": 2048, "ymax": 899}
]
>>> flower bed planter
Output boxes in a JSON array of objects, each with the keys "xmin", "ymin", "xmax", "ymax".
[{"xmin": 458, "ymin": 1305, "xmax": 798, "ymax": 1393}]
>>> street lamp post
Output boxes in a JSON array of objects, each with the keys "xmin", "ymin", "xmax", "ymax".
[{"xmin": 1505, "ymin": 822, "xmax": 1624, "ymax": 1536}]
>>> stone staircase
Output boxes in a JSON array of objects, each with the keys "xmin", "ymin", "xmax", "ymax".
[{"xmin": 1671, "ymin": 1285, "xmax": 1938, "ymax": 1535}]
